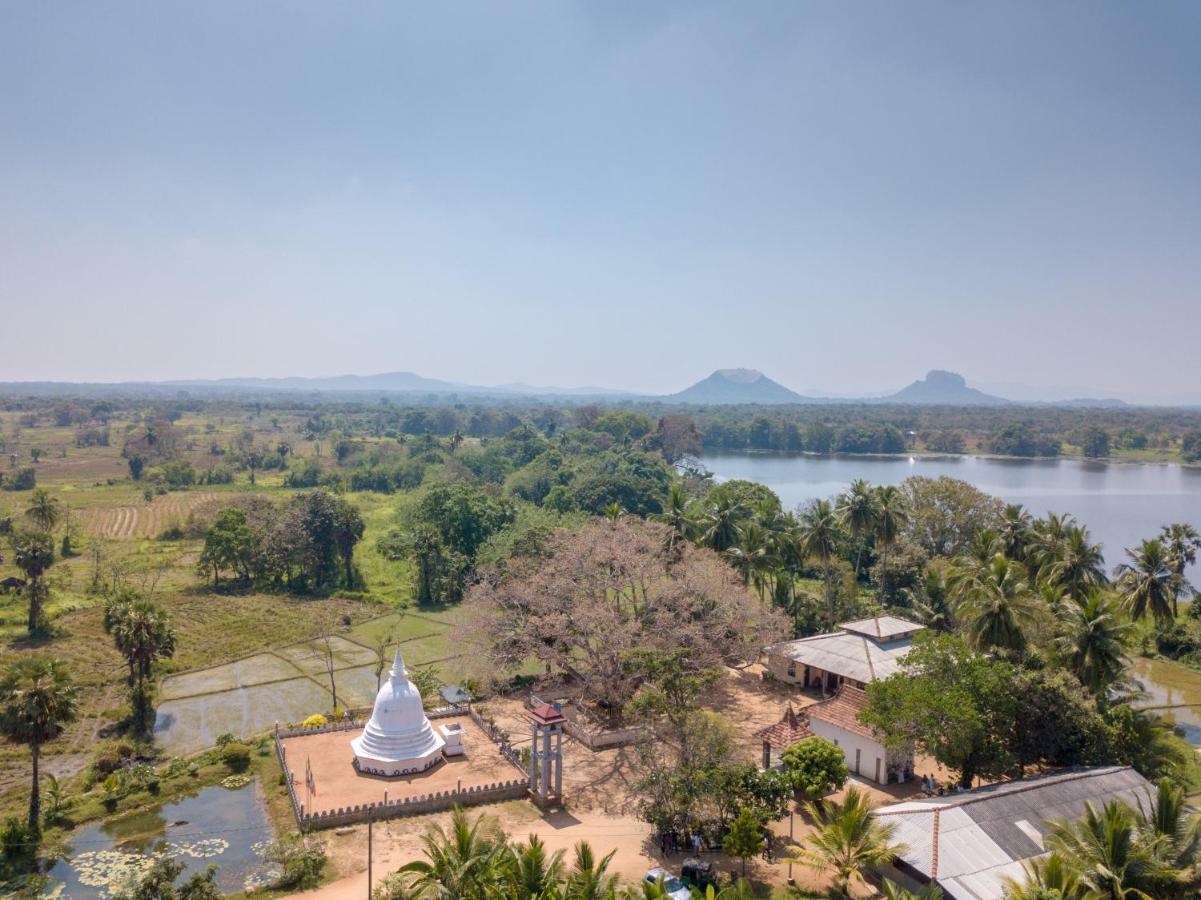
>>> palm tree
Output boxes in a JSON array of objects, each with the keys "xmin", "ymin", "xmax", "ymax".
[
  {"xmin": 837, "ymin": 479, "xmax": 879, "ymax": 579},
  {"xmin": 1042, "ymin": 525, "xmax": 1108, "ymax": 603},
  {"xmin": 12, "ymin": 529, "xmax": 55, "ymax": 634},
  {"xmin": 700, "ymin": 880, "xmax": 756, "ymax": 899},
  {"xmin": 563, "ymin": 842, "xmax": 619, "ymax": 900},
  {"xmin": 24, "ymin": 488, "xmax": 62, "ymax": 533},
  {"xmin": 725, "ymin": 522, "xmax": 772, "ymax": 601},
  {"xmin": 1045, "ymin": 799, "xmax": 1178, "ymax": 899},
  {"xmin": 654, "ymin": 484, "xmax": 695, "ymax": 550},
  {"xmin": 1002, "ymin": 852, "xmax": 1080, "ymax": 899},
  {"xmin": 1116, "ymin": 538, "xmax": 1178, "ymax": 625},
  {"xmin": 880, "ymin": 879, "xmax": 944, "ymax": 899},
  {"xmin": 699, "ymin": 494, "xmax": 742, "ymax": 553},
  {"xmin": 1055, "ymin": 589, "xmax": 1134, "ymax": 699},
  {"xmin": 508, "ymin": 834, "xmax": 566, "ymax": 900},
  {"xmin": 787, "ymin": 787, "xmax": 904, "ymax": 898},
  {"xmin": 1026, "ymin": 512, "xmax": 1075, "ymax": 580},
  {"xmin": 999, "ymin": 503, "xmax": 1033, "ymax": 562},
  {"xmin": 911, "ymin": 567, "xmax": 955, "ymax": 633},
  {"xmin": 950, "ymin": 554, "xmax": 1039, "ymax": 654},
  {"xmin": 873, "ymin": 485, "xmax": 908, "ymax": 601},
  {"xmin": 1137, "ymin": 779, "xmax": 1201, "ymax": 885},
  {"xmin": 397, "ymin": 807, "xmax": 511, "ymax": 897},
  {"xmin": 0, "ymin": 656, "xmax": 78, "ymax": 833},
  {"xmin": 1160, "ymin": 523, "xmax": 1200, "ymax": 601},
  {"xmin": 798, "ymin": 499, "xmax": 844, "ymax": 628},
  {"xmin": 105, "ymin": 595, "xmax": 177, "ymax": 734}
]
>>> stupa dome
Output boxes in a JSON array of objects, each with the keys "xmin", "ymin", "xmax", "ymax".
[{"xmin": 351, "ymin": 647, "xmax": 444, "ymax": 776}]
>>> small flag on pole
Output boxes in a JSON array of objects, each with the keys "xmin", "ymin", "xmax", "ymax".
[{"xmin": 306, "ymin": 755, "xmax": 315, "ymax": 794}]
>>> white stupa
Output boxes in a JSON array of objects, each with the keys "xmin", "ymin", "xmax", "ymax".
[{"xmin": 351, "ymin": 646, "xmax": 445, "ymax": 776}]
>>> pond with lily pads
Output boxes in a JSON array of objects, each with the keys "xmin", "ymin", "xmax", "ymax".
[{"xmin": 42, "ymin": 780, "xmax": 277, "ymax": 897}]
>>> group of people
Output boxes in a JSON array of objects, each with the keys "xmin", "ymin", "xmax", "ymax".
[
  {"xmin": 919, "ymin": 773, "xmax": 965, "ymax": 796},
  {"xmin": 658, "ymin": 829, "xmax": 705, "ymax": 856}
]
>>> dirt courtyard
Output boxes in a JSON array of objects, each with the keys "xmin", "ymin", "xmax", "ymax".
[{"xmin": 279, "ymin": 716, "xmax": 524, "ymax": 815}]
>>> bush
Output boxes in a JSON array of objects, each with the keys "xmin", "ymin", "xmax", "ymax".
[
  {"xmin": 781, "ymin": 736, "xmax": 849, "ymax": 798},
  {"xmin": 1, "ymin": 817, "xmax": 36, "ymax": 859},
  {"xmin": 3, "ymin": 467, "xmax": 36, "ymax": 492},
  {"xmin": 221, "ymin": 742, "xmax": 251, "ymax": 773},
  {"xmin": 265, "ymin": 835, "xmax": 327, "ymax": 889},
  {"xmin": 302, "ymin": 714, "xmax": 328, "ymax": 728}
]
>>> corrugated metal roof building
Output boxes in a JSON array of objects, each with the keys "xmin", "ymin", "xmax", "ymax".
[
  {"xmin": 763, "ymin": 615, "xmax": 924, "ymax": 690},
  {"xmin": 873, "ymin": 766, "xmax": 1155, "ymax": 899}
]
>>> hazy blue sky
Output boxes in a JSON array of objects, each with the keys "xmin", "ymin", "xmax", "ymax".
[{"xmin": 2, "ymin": 2, "xmax": 1199, "ymax": 401}]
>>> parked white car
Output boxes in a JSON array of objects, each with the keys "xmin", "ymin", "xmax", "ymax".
[{"xmin": 643, "ymin": 868, "xmax": 692, "ymax": 900}]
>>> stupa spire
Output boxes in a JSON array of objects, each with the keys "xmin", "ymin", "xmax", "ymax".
[{"xmin": 390, "ymin": 645, "xmax": 407, "ymax": 680}]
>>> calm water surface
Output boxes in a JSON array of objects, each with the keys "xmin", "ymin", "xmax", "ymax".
[
  {"xmin": 700, "ymin": 452, "xmax": 1201, "ymax": 576},
  {"xmin": 43, "ymin": 782, "xmax": 277, "ymax": 896}
]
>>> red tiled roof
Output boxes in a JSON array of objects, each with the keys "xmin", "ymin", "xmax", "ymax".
[
  {"xmin": 807, "ymin": 685, "xmax": 875, "ymax": 738},
  {"xmin": 753, "ymin": 704, "xmax": 813, "ymax": 748},
  {"xmin": 529, "ymin": 703, "xmax": 567, "ymax": 724}
]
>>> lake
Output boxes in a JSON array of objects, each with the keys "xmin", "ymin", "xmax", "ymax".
[{"xmin": 699, "ymin": 452, "xmax": 1201, "ymax": 575}]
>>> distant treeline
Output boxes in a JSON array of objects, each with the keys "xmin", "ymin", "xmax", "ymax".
[{"xmin": 3, "ymin": 394, "xmax": 1201, "ymax": 462}]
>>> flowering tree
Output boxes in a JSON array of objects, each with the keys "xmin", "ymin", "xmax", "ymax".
[{"xmin": 461, "ymin": 518, "xmax": 787, "ymax": 723}]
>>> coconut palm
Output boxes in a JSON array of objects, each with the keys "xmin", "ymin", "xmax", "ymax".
[
  {"xmin": 1160, "ymin": 523, "xmax": 1200, "ymax": 601},
  {"xmin": 1045, "ymin": 799, "xmax": 1178, "ymax": 899},
  {"xmin": 563, "ymin": 842, "xmax": 619, "ymax": 900},
  {"xmin": 1055, "ymin": 589, "xmax": 1134, "ymax": 698},
  {"xmin": 880, "ymin": 879, "xmax": 944, "ymax": 899},
  {"xmin": 1137, "ymin": 779, "xmax": 1201, "ymax": 883},
  {"xmin": 951, "ymin": 555, "xmax": 1039, "ymax": 654},
  {"xmin": 397, "ymin": 807, "xmax": 511, "ymax": 897},
  {"xmin": 873, "ymin": 485, "xmax": 908, "ymax": 601},
  {"xmin": 787, "ymin": 787, "xmax": 904, "ymax": 898},
  {"xmin": 1002, "ymin": 852, "xmax": 1080, "ymax": 899},
  {"xmin": 1041, "ymin": 525, "xmax": 1108, "ymax": 602},
  {"xmin": 1026, "ymin": 512, "xmax": 1075, "ymax": 579},
  {"xmin": 798, "ymin": 499, "xmax": 843, "ymax": 627},
  {"xmin": 11, "ymin": 529, "xmax": 55, "ymax": 634},
  {"xmin": 654, "ymin": 483, "xmax": 696, "ymax": 550},
  {"xmin": 837, "ymin": 479, "xmax": 880, "ymax": 579},
  {"xmin": 699, "ymin": 494, "xmax": 743, "ymax": 553},
  {"xmin": 911, "ymin": 567, "xmax": 955, "ymax": 633},
  {"xmin": 0, "ymin": 656, "xmax": 78, "ymax": 833},
  {"xmin": 999, "ymin": 503, "xmax": 1033, "ymax": 562},
  {"xmin": 700, "ymin": 880, "xmax": 755, "ymax": 899},
  {"xmin": 1115, "ymin": 538, "xmax": 1178, "ymax": 625},
  {"xmin": 24, "ymin": 488, "xmax": 62, "ymax": 533},
  {"xmin": 508, "ymin": 834, "xmax": 566, "ymax": 900},
  {"xmin": 725, "ymin": 522, "xmax": 773, "ymax": 601}
]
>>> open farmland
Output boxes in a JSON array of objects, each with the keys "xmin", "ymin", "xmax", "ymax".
[{"xmin": 83, "ymin": 490, "xmax": 241, "ymax": 539}]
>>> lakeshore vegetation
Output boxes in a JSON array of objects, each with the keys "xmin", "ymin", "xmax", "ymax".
[{"xmin": 0, "ymin": 392, "xmax": 1199, "ymax": 896}]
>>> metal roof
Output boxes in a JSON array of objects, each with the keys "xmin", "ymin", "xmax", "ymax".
[
  {"xmin": 838, "ymin": 615, "xmax": 925, "ymax": 640},
  {"xmin": 873, "ymin": 767, "xmax": 1154, "ymax": 900},
  {"xmin": 767, "ymin": 630, "xmax": 916, "ymax": 684}
]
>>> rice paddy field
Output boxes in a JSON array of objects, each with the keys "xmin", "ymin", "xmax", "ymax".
[{"xmin": 0, "ymin": 406, "xmax": 464, "ymax": 821}]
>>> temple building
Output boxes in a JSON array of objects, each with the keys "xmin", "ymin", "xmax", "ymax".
[
  {"xmin": 763, "ymin": 615, "xmax": 924, "ymax": 692},
  {"xmin": 351, "ymin": 647, "xmax": 446, "ymax": 777}
]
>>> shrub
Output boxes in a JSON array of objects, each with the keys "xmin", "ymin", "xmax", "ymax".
[
  {"xmin": 221, "ymin": 742, "xmax": 251, "ymax": 773},
  {"xmin": 781, "ymin": 736, "xmax": 849, "ymax": 798},
  {"xmin": 302, "ymin": 714, "xmax": 328, "ymax": 728},
  {"xmin": 265, "ymin": 834, "xmax": 327, "ymax": 889},
  {"xmin": 1, "ymin": 817, "xmax": 35, "ymax": 859}
]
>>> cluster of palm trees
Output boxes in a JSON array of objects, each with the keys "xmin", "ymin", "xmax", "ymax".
[
  {"xmin": 934, "ymin": 511, "xmax": 1199, "ymax": 698},
  {"xmin": 1005, "ymin": 779, "xmax": 1201, "ymax": 899},
  {"xmin": 657, "ymin": 480, "xmax": 908, "ymax": 632},
  {"xmin": 376, "ymin": 808, "xmax": 758, "ymax": 899},
  {"xmin": 382, "ymin": 798, "xmax": 925, "ymax": 900}
]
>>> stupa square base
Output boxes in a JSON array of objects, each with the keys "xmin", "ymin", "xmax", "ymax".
[{"xmin": 280, "ymin": 715, "xmax": 522, "ymax": 816}]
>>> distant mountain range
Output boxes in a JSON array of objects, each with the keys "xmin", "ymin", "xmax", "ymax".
[
  {"xmin": 0, "ymin": 368, "xmax": 1136, "ymax": 407},
  {"xmin": 664, "ymin": 368, "xmax": 1129, "ymax": 407}
]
